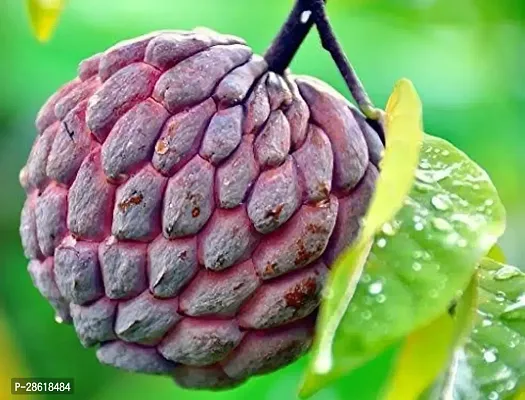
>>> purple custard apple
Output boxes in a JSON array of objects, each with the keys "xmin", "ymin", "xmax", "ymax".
[{"xmin": 19, "ymin": 28, "xmax": 384, "ymax": 389}]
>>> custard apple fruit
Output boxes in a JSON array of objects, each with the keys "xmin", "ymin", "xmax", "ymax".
[{"xmin": 19, "ymin": 28, "xmax": 383, "ymax": 389}]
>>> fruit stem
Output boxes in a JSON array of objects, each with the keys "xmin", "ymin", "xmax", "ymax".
[
  {"xmin": 308, "ymin": 0, "xmax": 381, "ymax": 121},
  {"xmin": 264, "ymin": 0, "xmax": 382, "ymax": 122},
  {"xmin": 264, "ymin": 0, "xmax": 319, "ymax": 75}
]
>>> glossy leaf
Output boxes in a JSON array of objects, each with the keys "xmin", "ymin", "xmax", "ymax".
[
  {"xmin": 300, "ymin": 133, "xmax": 506, "ymax": 397},
  {"xmin": 26, "ymin": 0, "xmax": 66, "ymax": 42},
  {"xmin": 420, "ymin": 274, "xmax": 479, "ymax": 400},
  {"xmin": 383, "ymin": 274, "xmax": 477, "ymax": 400},
  {"xmin": 488, "ymin": 244, "xmax": 506, "ymax": 264},
  {"xmin": 300, "ymin": 79, "xmax": 423, "ymax": 396},
  {"xmin": 459, "ymin": 258, "xmax": 525, "ymax": 399},
  {"xmin": 382, "ymin": 313, "xmax": 455, "ymax": 400}
]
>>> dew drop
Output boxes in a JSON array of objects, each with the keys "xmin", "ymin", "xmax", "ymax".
[
  {"xmin": 485, "ymin": 199, "xmax": 494, "ymax": 206},
  {"xmin": 483, "ymin": 348, "xmax": 498, "ymax": 363},
  {"xmin": 300, "ymin": 10, "xmax": 312, "ymax": 23},
  {"xmin": 506, "ymin": 379, "xmax": 517, "ymax": 391},
  {"xmin": 441, "ymin": 150, "xmax": 450, "ymax": 156},
  {"xmin": 368, "ymin": 281, "xmax": 383, "ymax": 295},
  {"xmin": 376, "ymin": 294, "xmax": 386, "ymax": 304},
  {"xmin": 361, "ymin": 274, "xmax": 372, "ymax": 283},
  {"xmin": 502, "ymin": 294, "xmax": 525, "ymax": 320},
  {"xmin": 494, "ymin": 265, "xmax": 522, "ymax": 281},
  {"xmin": 432, "ymin": 217, "xmax": 453, "ymax": 232},
  {"xmin": 495, "ymin": 293, "xmax": 505, "ymax": 303},
  {"xmin": 361, "ymin": 310, "xmax": 372, "ymax": 320},
  {"xmin": 416, "ymin": 167, "xmax": 452, "ymax": 184},
  {"xmin": 413, "ymin": 250, "xmax": 424, "ymax": 259},
  {"xmin": 54, "ymin": 315, "xmax": 64, "ymax": 324},
  {"xmin": 381, "ymin": 222, "xmax": 395, "ymax": 236},
  {"xmin": 414, "ymin": 222, "xmax": 424, "ymax": 231},
  {"xmin": 419, "ymin": 160, "xmax": 431, "ymax": 170},
  {"xmin": 488, "ymin": 391, "xmax": 499, "ymax": 400},
  {"xmin": 481, "ymin": 319, "xmax": 493, "ymax": 327},
  {"xmin": 412, "ymin": 262, "xmax": 422, "ymax": 272},
  {"xmin": 376, "ymin": 238, "xmax": 387, "ymax": 248},
  {"xmin": 431, "ymin": 194, "xmax": 452, "ymax": 211}
]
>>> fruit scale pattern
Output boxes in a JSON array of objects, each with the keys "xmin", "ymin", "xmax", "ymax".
[{"xmin": 19, "ymin": 27, "xmax": 384, "ymax": 389}]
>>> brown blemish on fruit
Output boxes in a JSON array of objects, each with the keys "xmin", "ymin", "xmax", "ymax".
[
  {"xmin": 294, "ymin": 239, "xmax": 310, "ymax": 266},
  {"xmin": 284, "ymin": 277, "xmax": 318, "ymax": 308},
  {"xmin": 318, "ymin": 183, "xmax": 330, "ymax": 200},
  {"xmin": 264, "ymin": 262, "xmax": 277, "ymax": 276},
  {"xmin": 118, "ymin": 193, "xmax": 143, "ymax": 212},
  {"xmin": 265, "ymin": 204, "xmax": 284, "ymax": 220},
  {"xmin": 306, "ymin": 223, "xmax": 329, "ymax": 235},
  {"xmin": 192, "ymin": 207, "xmax": 200, "ymax": 218},
  {"xmin": 155, "ymin": 139, "xmax": 169, "ymax": 155},
  {"xmin": 295, "ymin": 239, "xmax": 324, "ymax": 266}
]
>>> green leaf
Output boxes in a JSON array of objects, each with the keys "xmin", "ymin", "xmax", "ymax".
[
  {"xmin": 381, "ymin": 313, "xmax": 455, "ymax": 400},
  {"xmin": 300, "ymin": 133, "xmax": 506, "ymax": 397},
  {"xmin": 383, "ymin": 274, "xmax": 477, "ymax": 400},
  {"xmin": 420, "ymin": 274, "xmax": 479, "ymax": 400},
  {"xmin": 488, "ymin": 244, "xmax": 506, "ymax": 264},
  {"xmin": 458, "ymin": 258, "xmax": 525, "ymax": 399},
  {"xmin": 26, "ymin": 0, "xmax": 66, "ymax": 42},
  {"xmin": 300, "ymin": 79, "xmax": 424, "ymax": 397}
]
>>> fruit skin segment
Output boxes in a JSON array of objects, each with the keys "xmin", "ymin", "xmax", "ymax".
[{"xmin": 19, "ymin": 27, "xmax": 383, "ymax": 389}]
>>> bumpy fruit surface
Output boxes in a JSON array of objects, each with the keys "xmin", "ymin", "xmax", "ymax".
[{"xmin": 19, "ymin": 28, "xmax": 384, "ymax": 389}]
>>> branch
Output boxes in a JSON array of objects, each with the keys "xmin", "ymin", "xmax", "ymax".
[
  {"xmin": 264, "ymin": 0, "xmax": 321, "ymax": 75},
  {"xmin": 308, "ymin": 0, "xmax": 381, "ymax": 121}
]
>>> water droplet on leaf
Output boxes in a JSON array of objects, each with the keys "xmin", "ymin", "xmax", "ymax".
[
  {"xmin": 432, "ymin": 217, "xmax": 453, "ymax": 231},
  {"xmin": 483, "ymin": 348, "xmax": 498, "ymax": 363},
  {"xmin": 494, "ymin": 265, "xmax": 522, "ymax": 281},
  {"xmin": 376, "ymin": 238, "xmax": 387, "ymax": 248},
  {"xmin": 368, "ymin": 281, "xmax": 383, "ymax": 295},
  {"xmin": 431, "ymin": 194, "xmax": 452, "ymax": 211}
]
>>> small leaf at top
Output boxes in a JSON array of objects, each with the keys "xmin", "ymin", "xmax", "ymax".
[
  {"xmin": 300, "ymin": 78, "xmax": 424, "ymax": 397},
  {"xmin": 299, "ymin": 132, "xmax": 506, "ymax": 398},
  {"xmin": 26, "ymin": 0, "xmax": 66, "ymax": 42},
  {"xmin": 362, "ymin": 78, "xmax": 423, "ymax": 239}
]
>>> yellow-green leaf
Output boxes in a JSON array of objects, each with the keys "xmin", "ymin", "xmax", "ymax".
[
  {"xmin": 362, "ymin": 78, "xmax": 423, "ymax": 239},
  {"xmin": 515, "ymin": 388, "xmax": 525, "ymax": 400},
  {"xmin": 26, "ymin": 0, "xmax": 66, "ymax": 42},
  {"xmin": 299, "ymin": 79, "xmax": 423, "ymax": 397},
  {"xmin": 421, "ymin": 275, "xmax": 479, "ymax": 400},
  {"xmin": 383, "ymin": 275, "xmax": 478, "ymax": 400},
  {"xmin": 488, "ymin": 244, "xmax": 506, "ymax": 264},
  {"xmin": 382, "ymin": 313, "xmax": 455, "ymax": 400},
  {"xmin": 0, "ymin": 313, "xmax": 33, "ymax": 399}
]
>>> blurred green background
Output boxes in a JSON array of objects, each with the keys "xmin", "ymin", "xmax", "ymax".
[{"xmin": 0, "ymin": 0, "xmax": 523, "ymax": 398}]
